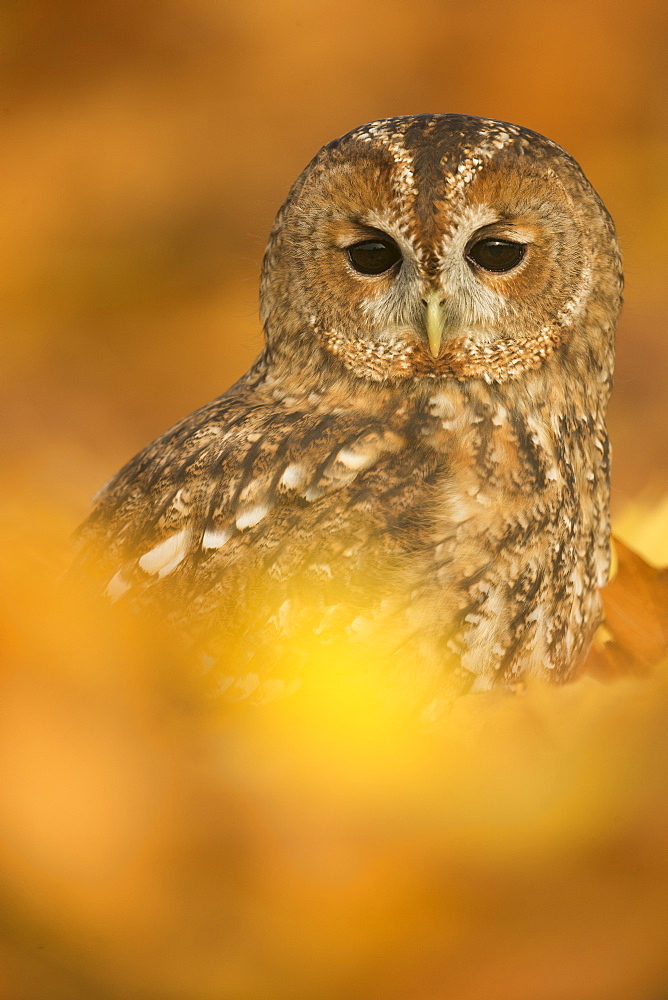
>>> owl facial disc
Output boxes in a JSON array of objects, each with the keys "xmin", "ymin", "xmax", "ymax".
[{"xmin": 261, "ymin": 113, "xmax": 622, "ymax": 388}]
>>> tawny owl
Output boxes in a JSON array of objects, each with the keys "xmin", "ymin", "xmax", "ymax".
[{"xmin": 76, "ymin": 114, "xmax": 623, "ymax": 703}]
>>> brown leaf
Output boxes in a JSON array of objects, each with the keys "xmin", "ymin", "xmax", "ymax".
[{"xmin": 585, "ymin": 538, "xmax": 668, "ymax": 679}]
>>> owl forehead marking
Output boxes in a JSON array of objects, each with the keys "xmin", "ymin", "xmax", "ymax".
[
  {"xmin": 352, "ymin": 118, "xmax": 422, "ymax": 257},
  {"xmin": 349, "ymin": 115, "xmax": 526, "ymax": 269}
]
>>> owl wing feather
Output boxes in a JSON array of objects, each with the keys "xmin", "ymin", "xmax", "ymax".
[{"xmin": 75, "ymin": 369, "xmax": 440, "ymax": 667}]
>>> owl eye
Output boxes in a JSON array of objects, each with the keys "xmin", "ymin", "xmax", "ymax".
[
  {"xmin": 347, "ymin": 238, "xmax": 402, "ymax": 276},
  {"xmin": 467, "ymin": 238, "xmax": 525, "ymax": 273}
]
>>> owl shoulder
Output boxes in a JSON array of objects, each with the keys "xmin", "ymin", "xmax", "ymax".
[{"xmin": 74, "ymin": 367, "xmax": 409, "ymax": 597}]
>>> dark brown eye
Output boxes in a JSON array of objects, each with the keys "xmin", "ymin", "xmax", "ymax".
[
  {"xmin": 347, "ymin": 238, "xmax": 402, "ymax": 275},
  {"xmin": 467, "ymin": 238, "xmax": 525, "ymax": 273}
]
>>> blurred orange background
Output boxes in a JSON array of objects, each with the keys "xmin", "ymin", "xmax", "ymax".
[
  {"xmin": 1, "ymin": 4, "xmax": 668, "ymax": 1000},
  {"xmin": 1, "ymin": 0, "xmax": 666, "ymax": 525}
]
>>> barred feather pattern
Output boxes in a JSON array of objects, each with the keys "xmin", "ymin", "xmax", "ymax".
[
  {"xmin": 78, "ymin": 352, "xmax": 611, "ymax": 700},
  {"xmin": 76, "ymin": 114, "xmax": 622, "ymax": 704}
]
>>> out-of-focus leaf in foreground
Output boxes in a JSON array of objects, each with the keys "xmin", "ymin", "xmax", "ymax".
[
  {"xmin": 0, "ymin": 499, "xmax": 667, "ymax": 1000},
  {"xmin": 585, "ymin": 537, "xmax": 668, "ymax": 679}
]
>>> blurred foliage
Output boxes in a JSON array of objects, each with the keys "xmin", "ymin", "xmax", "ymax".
[
  {"xmin": 1, "ymin": 2, "xmax": 667, "ymax": 998},
  {"xmin": 0, "ymin": 502, "xmax": 667, "ymax": 1000}
]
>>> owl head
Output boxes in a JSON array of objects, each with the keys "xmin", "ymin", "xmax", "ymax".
[{"xmin": 260, "ymin": 114, "xmax": 622, "ymax": 392}]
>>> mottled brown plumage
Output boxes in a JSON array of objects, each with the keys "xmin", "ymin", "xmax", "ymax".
[{"xmin": 76, "ymin": 114, "xmax": 623, "ymax": 703}]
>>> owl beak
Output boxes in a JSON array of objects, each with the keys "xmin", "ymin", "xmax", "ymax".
[{"xmin": 424, "ymin": 293, "xmax": 445, "ymax": 358}]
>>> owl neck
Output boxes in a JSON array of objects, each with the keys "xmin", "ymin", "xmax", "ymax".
[
  {"xmin": 259, "ymin": 344, "xmax": 611, "ymax": 542},
  {"xmin": 261, "ymin": 324, "xmax": 612, "ymax": 431}
]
